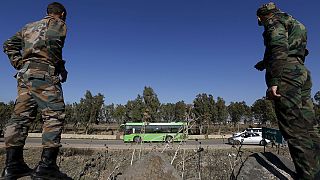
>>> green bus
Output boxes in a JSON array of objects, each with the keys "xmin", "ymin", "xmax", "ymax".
[{"xmin": 122, "ymin": 122, "xmax": 188, "ymax": 143}]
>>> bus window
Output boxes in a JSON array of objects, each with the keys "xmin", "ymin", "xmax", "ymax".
[
  {"xmin": 145, "ymin": 126, "xmax": 153, "ymax": 133},
  {"xmin": 125, "ymin": 125, "xmax": 142, "ymax": 134},
  {"xmin": 125, "ymin": 126, "xmax": 132, "ymax": 134},
  {"xmin": 171, "ymin": 125, "xmax": 181, "ymax": 133},
  {"xmin": 158, "ymin": 126, "xmax": 170, "ymax": 133},
  {"xmin": 146, "ymin": 125, "xmax": 162, "ymax": 133}
]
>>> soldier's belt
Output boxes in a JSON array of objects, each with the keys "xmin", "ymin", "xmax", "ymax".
[
  {"xmin": 28, "ymin": 62, "xmax": 49, "ymax": 70},
  {"xmin": 26, "ymin": 62, "xmax": 56, "ymax": 75}
]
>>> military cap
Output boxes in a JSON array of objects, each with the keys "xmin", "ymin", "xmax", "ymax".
[{"xmin": 256, "ymin": 2, "xmax": 279, "ymax": 16}]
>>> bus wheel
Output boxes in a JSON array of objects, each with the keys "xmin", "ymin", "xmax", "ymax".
[
  {"xmin": 165, "ymin": 136, "xmax": 173, "ymax": 143},
  {"xmin": 133, "ymin": 136, "xmax": 142, "ymax": 143}
]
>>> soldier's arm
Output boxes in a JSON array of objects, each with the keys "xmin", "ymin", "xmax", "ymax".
[
  {"xmin": 46, "ymin": 18, "xmax": 67, "ymax": 71},
  {"xmin": 255, "ymin": 32, "xmax": 273, "ymax": 71},
  {"xmin": 3, "ymin": 31, "xmax": 23, "ymax": 70},
  {"xmin": 265, "ymin": 21, "xmax": 289, "ymax": 87}
]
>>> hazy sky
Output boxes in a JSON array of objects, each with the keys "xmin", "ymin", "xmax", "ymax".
[{"xmin": 0, "ymin": 0, "xmax": 319, "ymax": 105}]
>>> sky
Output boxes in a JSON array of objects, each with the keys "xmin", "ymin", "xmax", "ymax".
[{"xmin": 0, "ymin": 0, "xmax": 319, "ymax": 106}]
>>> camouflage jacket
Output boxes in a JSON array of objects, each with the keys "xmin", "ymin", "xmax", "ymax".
[
  {"xmin": 3, "ymin": 15, "xmax": 67, "ymax": 71},
  {"xmin": 262, "ymin": 12, "xmax": 307, "ymax": 87}
]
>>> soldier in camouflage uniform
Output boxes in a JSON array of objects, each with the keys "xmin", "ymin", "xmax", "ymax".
[
  {"xmin": 255, "ymin": 2, "xmax": 320, "ymax": 179},
  {"xmin": 1, "ymin": 2, "xmax": 71, "ymax": 180}
]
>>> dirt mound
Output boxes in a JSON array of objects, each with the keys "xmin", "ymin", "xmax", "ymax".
[{"xmin": 117, "ymin": 152, "xmax": 182, "ymax": 180}]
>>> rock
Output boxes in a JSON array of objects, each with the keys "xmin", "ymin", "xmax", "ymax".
[
  {"xmin": 234, "ymin": 152, "xmax": 296, "ymax": 180},
  {"xmin": 118, "ymin": 152, "xmax": 182, "ymax": 180}
]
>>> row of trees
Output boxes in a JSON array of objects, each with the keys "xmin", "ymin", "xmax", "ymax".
[{"xmin": 1, "ymin": 87, "xmax": 319, "ymax": 134}]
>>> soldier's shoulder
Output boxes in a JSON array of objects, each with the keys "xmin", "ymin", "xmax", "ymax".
[
  {"xmin": 23, "ymin": 18, "xmax": 49, "ymax": 30},
  {"xmin": 284, "ymin": 14, "xmax": 305, "ymax": 31},
  {"xmin": 24, "ymin": 19, "xmax": 40, "ymax": 29},
  {"xmin": 265, "ymin": 14, "xmax": 287, "ymax": 31}
]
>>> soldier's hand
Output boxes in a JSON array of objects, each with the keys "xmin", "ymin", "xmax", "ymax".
[
  {"xmin": 266, "ymin": 86, "xmax": 281, "ymax": 100},
  {"xmin": 59, "ymin": 69, "xmax": 68, "ymax": 83},
  {"xmin": 254, "ymin": 60, "xmax": 265, "ymax": 71}
]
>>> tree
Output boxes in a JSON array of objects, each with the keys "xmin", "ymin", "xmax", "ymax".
[
  {"xmin": 77, "ymin": 91, "xmax": 93, "ymax": 130},
  {"xmin": 93, "ymin": 93, "xmax": 105, "ymax": 124},
  {"xmin": 251, "ymin": 97, "xmax": 277, "ymax": 125},
  {"xmin": 208, "ymin": 96, "xmax": 216, "ymax": 125},
  {"xmin": 65, "ymin": 104, "xmax": 75, "ymax": 124},
  {"xmin": 175, "ymin": 101, "xmax": 186, "ymax": 121},
  {"xmin": 75, "ymin": 90, "xmax": 105, "ymax": 134},
  {"xmin": 63, "ymin": 103, "xmax": 82, "ymax": 133},
  {"xmin": 143, "ymin": 86, "xmax": 160, "ymax": 122},
  {"xmin": 193, "ymin": 93, "xmax": 216, "ymax": 134},
  {"xmin": 125, "ymin": 95, "xmax": 145, "ymax": 122},
  {"xmin": 185, "ymin": 104, "xmax": 194, "ymax": 121},
  {"xmin": 159, "ymin": 103, "xmax": 175, "ymax": 122},
  {"xmin": 227, "ymin": 101, "xmax": 249, "ymax": 127},
  {"xmin": 216, "ymin": 97, "xmax": 228, "ymax": 134},
  {"xmin": 113, "ymin": 104, "xmax": 126, "ymax": 124},
  {"xmin": 216, "ymin": 97, "xmax": 228, "ymax": 124},
  {"xmin": 0, "ymin": 102, "xmax": 6, "ymax": 130},
  {"xmin": 101, "ymin": 104, "xmax": 115, "ymax": 123},
  {"xmin": 0, "ymin": 101, "xmax": 14, "ymax": 130},
  {"xmin": 243, "ymin": 105, "xmax": 253, "ymax": 125}
]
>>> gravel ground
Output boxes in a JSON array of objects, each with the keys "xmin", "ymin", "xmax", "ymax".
[{"xmin": 0, "ymin": 145, "xmax": 291, "ymax": 180}]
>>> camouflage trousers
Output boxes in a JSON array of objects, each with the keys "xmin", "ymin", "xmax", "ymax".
[
  {"xmin": 4, "ymin": 62, "xmax": 65, "ymax": 148},
  {"xmin": 273, "ymin": 58, "xmax": 320, "ymax": 179}
]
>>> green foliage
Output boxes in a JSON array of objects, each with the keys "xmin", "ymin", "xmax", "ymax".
[
  {"xmin": 243, "ymin": 104, "xmax": 253, "ymax": 124},
  {"xmin": 227, "ymin": 101, "xmax": 249, "ymax": 126},
  {"xmin": 113, "ymin": 104, "xmax": 126, "ymax": 124},
  {"xmin": 72, "ymin": 90, "xmax": 105, "ymax": 134},
  {"xmin": 193, "ymin": 93, "xmax": 216, "ymax": 122},
  {"xmin": 0, "ymin": 101, "xmax": 14, "ymax": 129},
  {"xmin": 2, "ymin": 86, "xmax": 289, "ymax": 135},
  {"xmin": 65, "ymin": 104, "xmax": 74, "ymax": 123},
  {"xmin": 158, "ymin": 101, "xmax": 187, "ymax": 122},
  {"xmin": 216, "ymin": 97, "xmax": 228, "ymax": 124},
  {"xmin": 143, "ymin": 86, "xmax": 160, "ymax": 121},
  {"xmin": 101, "ymin": 104, "xmax": 115, "ymax": 123},
  {"xmin": 159, "ymin": 103, "xmax": 175, "ymax": 122},
  {"xmin": 175, "ymin": 101, "xmax": 186, "ymax": 121},
  {"xmin": 125, "ymin": 95, "xmax": 145, "ymax": 122},
  {"xmin": 193, "ymin": 93, "xmax": 216, "ymax": 134},
  {"xmin": 251, "ymin": 97, "xmax": 277, "ymax": 125}
]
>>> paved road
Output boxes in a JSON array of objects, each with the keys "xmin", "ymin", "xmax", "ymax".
[{"xmin": 0, "ymin": 137, "xmax": 263, "ymax": 149}]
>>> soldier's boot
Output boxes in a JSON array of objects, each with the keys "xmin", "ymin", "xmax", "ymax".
[
  {"xmin": 1, "ymin": 146, "xmax": 33, "ymax": 180},
  {"xmin": 32, "ymin": 147, "xmax": 72, "ymax": 180}
]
